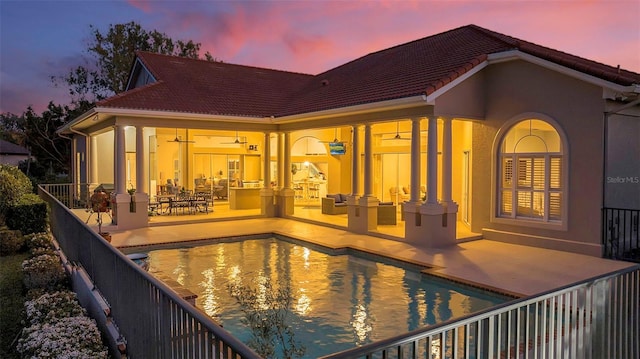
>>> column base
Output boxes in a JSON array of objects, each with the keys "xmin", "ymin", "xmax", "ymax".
[
  {"xmin": 348, "ymin": 196, "xmax": 377, "ymax": 233},
  {"xmin": 260, "ymin": 188, "xmax": 275, "ymax": 217},
  {"xmin": 111, "ymin": 193, "xmax": 149, "ymax": 230},
  {"xmin": 276, "ymin": 188, "xmax": 295, "ymax": 216},
  {"xmin": 403, "ymin": 202, "xmax": 456, "ymax": 247}
]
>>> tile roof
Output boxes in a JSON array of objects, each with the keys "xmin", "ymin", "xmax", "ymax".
[
  {"xmin": 98, "ymin": 54, "xmax": 313, "ymax": 117},
  {"xmin": 98, "ymin": 24, "xmax": 640, "ymax": 118}
]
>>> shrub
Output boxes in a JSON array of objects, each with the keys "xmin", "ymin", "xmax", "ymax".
[
  {"xmin": 0, "ymin": 229, "xmax": 24, "ymax": 256},
  {"xmin": 0, "ymin": 164, "xmax": 32, "ymax": 221},
  {"xmin": 25, "ymin": 290, "xmax": 86, "ymax": 325},
  {"xmin": 22, "ymin": 254, "xmax": 66, "ymax": 291},
  {"xmin": 24, "ymin": 232, "xmax": 53, "ymax": 251},
  {"xmin": 17, "ymin": 316, "xmax": 108, "ymax": 358},
  {"xmin": 5, "ymin": 193, "xmax": 48, "ymax": 235}
]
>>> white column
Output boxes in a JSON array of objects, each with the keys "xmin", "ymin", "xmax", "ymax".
[
  {"xmin": 283, "ymin": 132, "xmax": 291, "ymax": 189},
  {"xmin": 277, "ymin": 132, "xmax": 284, "ymax": 189},
  {"xmin": 425, "ymin": 116, "xmax": 438, "ymax": 205},
  {"xmin": 410, "ymin": 118, "xmax": 421, "ymax": 203},
  {"xmin": 363, "ymin": 124, "xmax": 373, "ymax": 197},
  {"xmin": 90, "ymin": 135, "xmax": 98, "ymax": 184},
  {"xmin": 441, "ymin": 118, "xmax": 453, "ymax": 204},
  {"xmin": 114, "ymin": 125, "xmax": 126, "ymax": 195},
  {"xmin": 263, "ymin": 131, "xmax": 271, "ymax": 187},
  {"xmin": 135, "ymin": 126, "xmax": 146, "ymax": 194},
  {"xmin": 351, "ymin": 125, "xmax": 360, "ymax": 196}
]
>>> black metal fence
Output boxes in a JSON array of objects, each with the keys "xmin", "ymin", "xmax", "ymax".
[{"xmin": 603, "ymin": 207, "xmax": 640, "ymax": 262}]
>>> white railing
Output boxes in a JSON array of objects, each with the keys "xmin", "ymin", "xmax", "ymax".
[
  {"xmin": 40, "ymin": 184, "xmax": 640, "ymax": 359},
  {"xmin": 321, "ymin": 265, "xmax": 640, "ymax": 359},
  {"xmin": 40, "ymin": 183, "xmax": 92, "ymax": 209},
  {"xmin": 39, "ymin": 186, "xmax": 261, "ymax": 359}
]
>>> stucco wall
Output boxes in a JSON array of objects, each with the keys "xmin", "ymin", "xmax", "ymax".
[{"xmin": 472, "ymin": 60, "xmax": 605, "ymax": 256}]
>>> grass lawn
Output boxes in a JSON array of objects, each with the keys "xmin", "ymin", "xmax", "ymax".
[{"xmin": 0, "ymin": 252, "xmax": 28, "ymax": 359}]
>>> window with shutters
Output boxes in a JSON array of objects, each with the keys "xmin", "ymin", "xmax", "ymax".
[{"xmin": 498, "ymin": 119, "xmax": 564, "ymax": 225}]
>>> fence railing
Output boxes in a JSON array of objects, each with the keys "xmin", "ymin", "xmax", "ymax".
[
  {"xmin": 321, "ymin": 265, "xmax": 640, "ymax": 359},
  {"xmin": 41, "ymin": 184, "xmax": 640, "ymax": 358},
  {"xmin": 40, "ymin": 183, "xmax": 92, "ymax": 209},
  {"xmin": 39, "ymin": 186, "xmax": 261, "ymax": 359},
  {"xmin": 603, "ymin": 207, "xmax": 640, "ymax": 262}
]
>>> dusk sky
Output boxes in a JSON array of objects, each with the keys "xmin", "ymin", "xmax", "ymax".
[{"xmin": 1, "ymin": 0, "xmax": 639, "ymax": 115}]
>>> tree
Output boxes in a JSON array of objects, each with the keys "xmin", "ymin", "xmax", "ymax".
[
  {"xmin": 0, "ymin": 21, "xmax": 218, "ymax": 181},
  {"xmin": 55, "ymin": 21, "xmax": 216, "ymax": 103}
]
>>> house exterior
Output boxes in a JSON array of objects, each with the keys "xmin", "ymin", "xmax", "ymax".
[
  {"xmin": 59, "ymin": 24, "xmax": 640, "ymax": 257},
  {"xmin": 0, "ymin": 139, "xmax": 30, "ymax": 166}
]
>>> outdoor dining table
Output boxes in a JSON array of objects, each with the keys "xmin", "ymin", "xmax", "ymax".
[{"xmin": 154, "ymin": 194, "xmax": 210, "ymax": 215}]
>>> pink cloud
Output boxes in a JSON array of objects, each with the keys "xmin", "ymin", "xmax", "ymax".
[{"xmin": 129, "ymin": 1, "xmax": 638, "ymax": 73}]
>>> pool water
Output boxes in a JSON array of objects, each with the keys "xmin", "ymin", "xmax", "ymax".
[{"xmin": 146, "ymin": 237, "xmax": 510, "ymax": 357}]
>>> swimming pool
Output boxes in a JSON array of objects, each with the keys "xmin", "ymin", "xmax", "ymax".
[{"xmin": 144, "ymin": 237, "xmax": 511, "ymax": 357}]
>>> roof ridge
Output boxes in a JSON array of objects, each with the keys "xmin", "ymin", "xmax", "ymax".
[
  {"xmin": 136, "ymin": 51, "xmax": 314, "ymax": 77},
  {"xmin": 468, "ymin": 25, "xmax": 640, "ymax": 81},
  {"xmin": 314, "ymin": 24, "xmax": 475, "ymax": 79}
]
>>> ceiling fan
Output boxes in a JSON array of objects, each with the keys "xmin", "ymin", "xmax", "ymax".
[
  {"xmin": 221, "ymin": 131, "xmax": 248, "ymax": 144},
  {"xmin": 167, "ymin": 128, "xmax": 195, "ymax": 143},
  {"xmin": 382, "ymin": 122, "xmax": 411, "ymax": 141}
]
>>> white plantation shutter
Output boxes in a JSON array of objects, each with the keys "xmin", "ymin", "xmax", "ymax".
[{"xmin": 499, "ymin": 120, "xmax": 564, "ymax": 223}]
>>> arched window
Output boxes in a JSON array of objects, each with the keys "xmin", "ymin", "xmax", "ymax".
[{"xmin": 498, "ymin": 119, "xmax": 564, "ymax": 223}]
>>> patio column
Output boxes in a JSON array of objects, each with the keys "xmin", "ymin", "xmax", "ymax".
[
  {"xmin": 283, "ymin": 132, "xmax": 291, "ymax": 190},
  {"xmin": 441, "ymin": 117, "xmax": 458, "ymax": 240},
  {"xmin": 351, "ymin": 125, "xmax": 361, "ymax": 196},
  {"xmin": 90, "ymin": 135, "xmax": 98, "ymax": 186},
  {"xmin": 261, "ymin": 131, "xmax": 275, "ymax": 217},
  {"xmin": 402, "ymin": 117, "xmax": 423, "ymax": 231},
  {"xmin": 414, "ymin": 115, "xmax": 451, "ymax": 247},
  {"xmin": 351, "ymin": 123, "xmax": 378, "ymax": 233},
  {"xmin": 111, "ymin": 124, "xmax": 126, "ymax": 225},
  {"xmin": 409, "ymin": 117, "xmax": 422, "ymax": 203},
  {"xmin": 277, "ymin": 132, "xmax": 284, "ymax": 189},
  {"xmin": 263, "ymin": 131, "xmax": 271, "ymax": 188},
  {"xmin": 363, "ymin": 124, "xmax": 373, "ymax": 197},
  {"xmin": 114, "ymin": 125, "xmax": 126, "ymax": 196},
  {"xmin": 277, "ymin": 131, "xmax": 294, "ymax": 216},
  {"xmin": 424, "ymin": 116, "xmax": 439, "ymax": 207},
  {"xmin": 135, "ymin": 126, "xmax": 146, "ymax": 195}
]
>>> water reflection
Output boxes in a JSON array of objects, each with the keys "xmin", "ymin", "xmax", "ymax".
[{"xmin": 146, "ymin": 238, "xmax": 508, "ymax": 358}]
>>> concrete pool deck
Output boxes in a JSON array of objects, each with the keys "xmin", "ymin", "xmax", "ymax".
[{"xmin": 104, "ymin": 217, "xmax": 637, "ymax": 297}]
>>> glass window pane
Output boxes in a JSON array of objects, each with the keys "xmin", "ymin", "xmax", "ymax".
[
  {"xmin": 532, "ymin": 191, "xmax": 544, "ymax": 218},
  {"xmin": 533, "ymin": 157, "xmax": 545, "ymax": 190},
  {"xmin": 501, "ymin": 190, "xmax": 512, "ymax": 216},
  {"xmin": 518, "ymin": 158, "xmax": 532, "ymax": 188},
  {"xmin": 516, "ymin": 191, "xmax": 532, "ymax": 217},
  {"xmin": 550, "ymin": 156, "xmax": 562, "ymax": 189},
  {"xmin": 502, "ymin": 157, "xmax": 513, "ymax": 188},
  {"xmin": 549, "ymin": 192, "xmax": 562, "ymax": 220}
]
